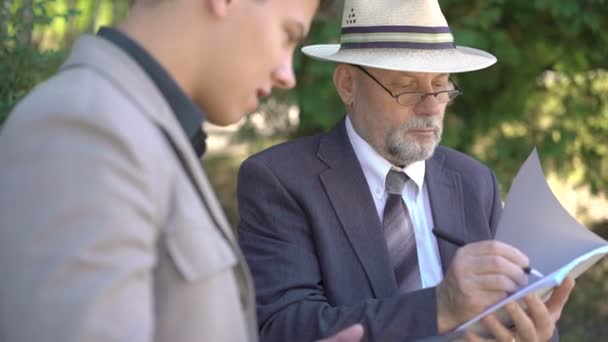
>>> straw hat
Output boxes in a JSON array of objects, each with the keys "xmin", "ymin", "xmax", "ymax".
[{"xmin": 302, "ymin": 0, "xmax": 497, "ymax": 73}]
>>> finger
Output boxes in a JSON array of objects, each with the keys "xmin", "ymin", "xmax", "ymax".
[
  {"xmin": 505, "ymin": 301, "xmax": 537, "ymax": 341},
  {"xmin": 545, "ymin": 277, "xmax": 575, "ymax": 321},
  {"xmin": 523, "ymin": 295, "xmax": 554, "ymax": 340},
  {"xmin": 467, "ymin": 255, "xmax": 528, "ymax": 286},
  {"xmin": 481, "ymin": 313, "xmax": 515, "ymax": 342},
  {"xmin": 463, "ymin": 241, "xmax": 530, "ymax": 268},
  {"xmin": 317, "ymin": 324, "xmax": 364, "ymax": 342},
  {"xmin": 472, "ymin": 273, "xmax": 522, "ymax": 293},
  {"xmin": 465, "ymin": 331, "xmax": 493, "ymax": 342}
]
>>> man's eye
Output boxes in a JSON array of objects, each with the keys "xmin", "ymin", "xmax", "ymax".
[
  {"xmin": 287, "ymin": 33, "xmax": 297, "ymax": 45},
  {"xmin": 284, "ymin": 29, "xmax": 302, "ymax": 46},
  {"xmin": 394, "ymin": 85, "xmax": 415, "ymax": 92}
]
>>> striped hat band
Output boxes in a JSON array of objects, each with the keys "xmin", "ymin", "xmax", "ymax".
[{"xmin": 340, "ymin": 25, "xmax": 455, "ymax": 50}]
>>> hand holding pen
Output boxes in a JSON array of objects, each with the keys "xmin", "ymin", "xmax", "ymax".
[
  {"xmin": 433, "ymin": 227, "xmax": 544, "ymax": 334},
  {"xmin": 432, "ymin": 227, "xmax": 573, "ymax": 341},
  {"xmin": 432, "ymin": 227, "xmax": 543, "ymax": 278}
]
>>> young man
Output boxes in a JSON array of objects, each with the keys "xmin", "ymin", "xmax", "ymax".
[
  {"xmin": 0, "ymin": 0, "xmax": 361, "ymax": 341},
  {"xmin": 237, "ymin": 0, "xmax": 575, "ymax": 340}
]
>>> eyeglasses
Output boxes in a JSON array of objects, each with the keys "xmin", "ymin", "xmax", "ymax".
[{"xmin": 353, "ymin": 65, "xmax": 462, "ymax": 106}]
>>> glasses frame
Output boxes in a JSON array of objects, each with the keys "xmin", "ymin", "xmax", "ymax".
[{"xmin": 352, "ymin": 64, "xmax": 462, "ymax": 106}]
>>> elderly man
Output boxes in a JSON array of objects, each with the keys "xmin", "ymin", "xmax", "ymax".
[
  {"xmin": 0, "ymin": 0, "xmax": 363, "ymax": 341},
  {"xmin": 237, "ymin": 0, "xmax": 574, "ymax": 341}
]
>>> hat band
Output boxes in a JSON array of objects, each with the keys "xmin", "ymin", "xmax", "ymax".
[{"xmin": 340, "ymin": 25, "xmax": 455, "ymax": 50}]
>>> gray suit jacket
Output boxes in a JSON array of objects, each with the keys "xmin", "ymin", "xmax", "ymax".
[
  {"xmin": 0, "ymin": 35, "xmax": 257, "ymax": 342},
  {"xmin": 237, "ymin": 120, "xmax": 503, "ymax": 341}
]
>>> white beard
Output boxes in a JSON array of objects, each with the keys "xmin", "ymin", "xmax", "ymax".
[{"xmin": 384, "ymin": 116, "xmax": 443, "ymax": 166}]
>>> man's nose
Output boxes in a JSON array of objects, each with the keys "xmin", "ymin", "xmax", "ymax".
[
  {"xmin": 272, "ymin": 62, "xmax": 296, "ymax": 90},
  {"xmin": 414, "ymin": 93, "xmax": 443, "ymax": 116}
]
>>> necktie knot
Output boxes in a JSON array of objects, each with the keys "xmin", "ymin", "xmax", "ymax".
[{"xmin": 385, "ymin": 170, "xmax": 408, "ymax": 195}]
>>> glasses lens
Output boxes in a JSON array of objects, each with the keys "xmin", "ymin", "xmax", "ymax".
[
  {"xmin": 396, "ymin": 90, "xmax": 461, "ymax": 106},
  {"xmin": 436, "ymin": 90, "xmax": 460, "ymax": 103},
  {"xmin": 396, "ymin": 93, "xmax": 423, "ymax": 106},
  {"xmin": 447, "ymin": 90, "xmax": 460, "ymax": 101},
  {"xmin": 435, "ymin": 92, "xmax": 450, "ymax": 103}
]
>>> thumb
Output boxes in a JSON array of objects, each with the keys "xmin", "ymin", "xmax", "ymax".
[{"xmin": 546, "ymin": 276, "xmax": 575, "ymax": 321}]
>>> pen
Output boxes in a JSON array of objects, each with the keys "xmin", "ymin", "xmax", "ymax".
[{"xmin": 432, "ymin": 227, "xmax": 544, "ymax": 278}]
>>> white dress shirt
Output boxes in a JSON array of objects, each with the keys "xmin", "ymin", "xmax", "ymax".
[{"xmin": 345, "ymin": 117, "xmax": 444, "ymax": 288}]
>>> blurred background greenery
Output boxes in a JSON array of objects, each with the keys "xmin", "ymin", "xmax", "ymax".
[{"xmin": 1, "ymin": 0, "xmax": 606, "ymax": 339}]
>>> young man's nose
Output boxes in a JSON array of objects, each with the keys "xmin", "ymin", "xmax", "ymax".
[{"xmin": 272, "ymin": 63, "xmax": 296, "ymax": 89}]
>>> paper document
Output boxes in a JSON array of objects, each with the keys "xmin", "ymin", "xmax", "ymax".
[{"xmin": 419, "ymin": 148, "xmax": 608, "ymax": 341}]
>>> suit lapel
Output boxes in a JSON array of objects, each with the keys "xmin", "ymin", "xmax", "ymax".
[
  {"xmin": 318, "ymin": 121, "xmax": 397, "ymax": 298},
  {"xmin": 317, "ymin": 119, "xmax": 469, "ymax": 286},
  {"xmin": 425, "ymin": 150, "xmax": 466, "ymax": 273}
]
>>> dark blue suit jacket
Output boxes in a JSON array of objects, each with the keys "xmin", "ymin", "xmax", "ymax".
[{"xmin": 237, "ymin": 119, "xmax": 504, "ymax": 341}]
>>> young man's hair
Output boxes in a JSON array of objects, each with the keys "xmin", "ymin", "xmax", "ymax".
[{"xmin": 318, "ymin": 0, "xmax": 342, "ymax": 19}]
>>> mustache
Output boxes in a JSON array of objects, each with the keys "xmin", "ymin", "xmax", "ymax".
[{"xmin": 402, "ymin": 116, "xmax": 442, "ymax": 130}]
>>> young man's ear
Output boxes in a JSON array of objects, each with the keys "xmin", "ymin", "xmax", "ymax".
[{"xmin": 334, "ymin": 64, "xmax": 356, "ymax": 106}]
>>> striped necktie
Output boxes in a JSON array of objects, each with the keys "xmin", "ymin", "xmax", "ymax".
[{"xmin": 383, "ymin": 169, "xmax": 422, "ymax": 292}]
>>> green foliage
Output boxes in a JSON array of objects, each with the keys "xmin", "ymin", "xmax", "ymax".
[
  {"xmin": 558, "ymin": 220, "xmax": 608, "ymax": 340},
  {"xmin": 294, "ymin": 0, "xmax": 608, "ymax": 198},
  {"xmin": 294, "ymin": 18, "xmax": 344, "ymax": 136},
  {"xmin": 443, "ymin": 0, "xmax": 608, "ymax": 196},
  {"xmin": 0, "ymin": 0, "xmax": 78, "ymax": 126}
]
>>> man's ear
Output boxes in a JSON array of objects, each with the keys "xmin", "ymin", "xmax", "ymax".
[{"xmin": 334, "ymin": 64, "xmax": 356, "ymax": 106}]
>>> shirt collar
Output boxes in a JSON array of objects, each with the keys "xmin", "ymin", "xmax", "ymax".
[
  {"xmin": 345, "ymin": 116, "xmax": 426, "ymax": 196},
  {"xmin": 97, "ymin": 27, "xmax": 207, "ymax": 157}
]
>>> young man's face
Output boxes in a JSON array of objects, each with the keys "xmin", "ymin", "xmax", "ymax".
[{"xmin": 200, "ymin": 0, "xmax": 320, "ymax": 126}]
